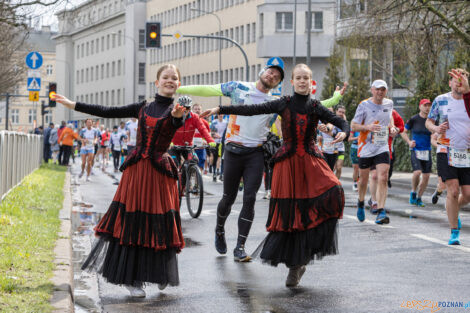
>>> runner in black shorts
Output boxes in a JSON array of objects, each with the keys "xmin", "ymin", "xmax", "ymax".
[
  {"xmin": 425, "ymin": 68, "xmax": 470, "ymax": 245},
  {"xmin": 401, "ymin": 99, "xmax": 433, "ymax": 207}
]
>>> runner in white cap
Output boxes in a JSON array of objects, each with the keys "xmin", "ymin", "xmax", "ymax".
[{"xmin": 351, "ymin": 80, "xmax": 398, "ymax": 224}]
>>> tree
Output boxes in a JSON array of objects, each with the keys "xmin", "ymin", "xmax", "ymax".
[
  {"xmin": 0, "ymin": 24, "xmax": 27, "ymax": 95},
  {"xmin": 321, "ymin": 46, "xmax": 343, "ymax": 101}
]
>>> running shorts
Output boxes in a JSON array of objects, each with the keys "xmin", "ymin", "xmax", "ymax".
[
  {"xmin": 80, "ymin": 148, "xmax": 94, "ymax": 155},
  {"xmin": 410, "ymin": 150, "xmax": 432, "ymax": 174},
  {"xmin": 437, "ymin": 152, "xmax": 470, "ymax": 185},
  {"xmin": 358, "ymin": 152, "xmax": 390, "ymax": 169}
]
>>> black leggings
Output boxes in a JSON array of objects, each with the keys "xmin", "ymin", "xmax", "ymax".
[
  {"xmin": 324, "ymin": 153, "xmax": 338, "ymax": 171},
  {"xmin": 112, "ymin": 150, "xmax": 121, "ymax": 170},
  {"xmin": 62, "ymin": 145, "xmax": 73, "ymax": 166},
  {"xmin": 216, "ymin": 149, "xmax": 265, "ymax": 247}
]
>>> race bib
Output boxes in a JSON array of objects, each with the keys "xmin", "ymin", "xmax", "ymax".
[
  {"xmin": 85, "ymin": 139, "xmax": 93, "ymax": 149},
  {"xmin": 415, "ymin": 150, "xmax": 429, "ymax": 161},
  {"xmin": 322, "ymin": 137, "xmax": 335, "ymax": 154},
  {"xmin": 448, "ymin": 148, "xmax": 470, "ymax": 168},
  {"xmin": 193, "ymin": 137, "xmax": 204, "ymax": 147},
  {"xmin": 372, "ymin": 128, "xmax": 389, "ymax": 145}
]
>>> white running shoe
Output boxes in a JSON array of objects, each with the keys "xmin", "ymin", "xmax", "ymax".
[
  {"xmin": 263, "ymin": 190, "xmax": 271, "ymax": 199},
  {"xmin": 79, "ymin": 171, "xmax": 84, "ymax": 179},
  {"xmin": 125, "ymin": 285, "xmax": 146, "ymax": 298},
  {"xmin": 86, "ymin": 176, "xmax": 91, "ymax": 182},
  {"xmin": 352, "ymin": 182, "xmax": 358, "ymax": 191}
]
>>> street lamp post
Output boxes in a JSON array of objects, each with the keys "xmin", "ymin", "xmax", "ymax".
[{"xmin": 190, "ymin": 8, "xmax": 222, "ymax": 106}]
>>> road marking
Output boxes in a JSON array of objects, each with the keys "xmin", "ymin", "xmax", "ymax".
[
  {"xmin": 343, "ymin": 214, "xmax": 395, "ymax": 228},
  {"xmin": 411, "ymin": 234, "xmax": 470, "ymax": 253}
]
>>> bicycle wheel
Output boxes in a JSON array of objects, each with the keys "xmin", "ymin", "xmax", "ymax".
[
  {"xmin": 186, "ymin": 165, "xmax": 203, "ymax": 218},
  {"xmin": 177, "ymin": 171, "xmax": 183, "ymax": 209}
]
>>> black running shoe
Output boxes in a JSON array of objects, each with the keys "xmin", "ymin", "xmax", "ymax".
[
  {"xmin": 233, "ymin": 244, "xmax": 252, "ymax": 262},
  {"xmin": 431, "ymin": 190, "xmax": 441, "ymax": 205},
  {"xmin": 215, "ymin": 229, "xmax": 227, "ymax": 254}
]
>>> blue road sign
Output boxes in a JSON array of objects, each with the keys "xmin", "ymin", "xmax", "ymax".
[
  {"xmin": 266, "ymin": 57, "xmax": 284, "ymax": 95},
  {"xmin": 27, "ymin": 77, "xmax": 41, "ymax": 91},
  {"xmin": 25, "ymin": 52, "xmax": 43, "ymax": 69},
  {"xmin": 266, "ymin": 57, "xmax": 284, "ymax": 69}
]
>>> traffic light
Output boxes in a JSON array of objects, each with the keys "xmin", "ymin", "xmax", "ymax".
[
  {"xmin": 145, "ymin": 22, "xmax": 161, "ymax": 48},
  {"xmin": 48, "ymin": 82, "xmax": 57, "ymax": 107}
]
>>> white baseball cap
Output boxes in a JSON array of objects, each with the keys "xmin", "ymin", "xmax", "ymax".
[{"xmin": 371, "ymin": 79, "xmax": 388, "ymax": 89}]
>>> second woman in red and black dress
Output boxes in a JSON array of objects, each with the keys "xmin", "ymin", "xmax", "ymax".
[
  {"xmin": 54, "ymin": 64, "xmax": 186, "ymax": 298},
  {"xmin": 202, "ymin": 64, "xmax": 349, "ymax": 287}
]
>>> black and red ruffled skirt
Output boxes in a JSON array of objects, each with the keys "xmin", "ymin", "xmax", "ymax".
[
  {"xmin": 82, "ymin": 158, "xmax": 184, "ymax": 286},
  {"xmin": 254, "ymin": 153, "xmax": 344, "ymax": 268}
]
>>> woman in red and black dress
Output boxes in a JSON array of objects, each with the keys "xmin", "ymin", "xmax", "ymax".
[
  {"xmin": 54, "ymin": 64, "xmax": 186, "ymax": 297},
  {"xmin": 202, "ymin": 64, "xmax": 348, "ymax": 287}
]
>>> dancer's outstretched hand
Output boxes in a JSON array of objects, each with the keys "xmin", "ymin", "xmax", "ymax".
[
  {"xmin": 332, "ymin": 132, "xmax": 346, "ymax": 144},
  {"xmin": 200, "ymin": 107, "xmax": 220, "ymax": 118},
  {"xmin": 54, "ymin": 94, "xmax": 76, "ymax": 110},
  {"xmin": 449, "ymin": 69, "xmax": 469, "ymax": 94},
  {"xmin": 172, "ymin": 103, "xmax": 185, "ymax": 118}
]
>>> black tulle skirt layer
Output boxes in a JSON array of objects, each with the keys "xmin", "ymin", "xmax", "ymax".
[
  {"xmin": 82, "ymin": 234, "xmax": 179, "ymax": 286},
  {"xmin": 252, "ymin": 218, "xmax": 338, "ymax": 268}
]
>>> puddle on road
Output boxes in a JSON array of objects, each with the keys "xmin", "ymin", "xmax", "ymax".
[
  {"xmin": 72, "ymin": 205, "xmax": 103, "ymax": 313},
  {"xmin": 184, "ymin": 236, "xmax": 202, "ymax": 247}
]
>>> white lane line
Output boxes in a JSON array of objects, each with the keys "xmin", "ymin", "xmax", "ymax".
[
  {"xmin": 343, "ymin": 214, "xmax": 395, "ymax": 228},
  {"xmin": 410, "ymin": 234, "xmax": 470, "ymax": 253}
]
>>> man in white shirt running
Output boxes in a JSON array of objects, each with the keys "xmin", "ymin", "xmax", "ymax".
[
  {"xmin": 351, "ymin": 80, "xmax": 398, "ymax": 224},
  {"xmin": 426, "ymin": 68, "xmax": 470, "ymax": 245}
]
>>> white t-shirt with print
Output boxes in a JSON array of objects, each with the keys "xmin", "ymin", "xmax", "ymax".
[{"xmin": 352, "ymin": 98, "xmax": 393, "ymax": 158}]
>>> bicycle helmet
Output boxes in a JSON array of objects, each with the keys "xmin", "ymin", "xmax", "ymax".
[{"xmin": 177, "ymin": 95, "xmax": 193, "ymax": 108}]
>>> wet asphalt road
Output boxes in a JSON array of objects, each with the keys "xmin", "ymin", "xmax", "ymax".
[{"xmin": 70, "ymin": 161, "xmax": 470, "ymax": 313}]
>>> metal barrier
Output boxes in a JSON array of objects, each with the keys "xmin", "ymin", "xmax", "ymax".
[{"xmin": 0, "ymin": 131, "xmax": 43, "ymax": 200}]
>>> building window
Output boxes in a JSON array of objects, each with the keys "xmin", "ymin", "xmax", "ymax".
[
  {"xmin": 276, "ymin": 12, "xmax": 293, "ymax": 31},
  {"xmin": 28, "ymin": 109, "xmax": 37, "ymax": 124},
  {"xmin": 76, "ymin": 45, "xmax": 80, "ymax": 58},
  {"xmin": 246, "ymin": 24, "xmax": 251, "ymax": 43},
  {"xmin": 107, "ymin": 34, "xmax": 110, "ymax": 50},
  {"xmin": 45, "ymin": 111, "xmax": 52, "ymax": 124},
  {"xmin": 46, "ymin": 64, "xmax": 53, "ymax": 75},
  {"xmin": 118, "ymin": 60, "xmax": 121, "ymax": 75},
  {"xmin": 91, "ymin": 67, "xmax": 93, "ymax": 81},
  {"xmin": 101, "ymin": 36, "xmax": 105, "ymax": 51},
  {"xmin": 96, "ymin": 38, "xmax": 99, "ymax": 53},
  {"xmin": 118, "ymin": 30, "xmax": 122, "ymax": 46},
  {"xmin": 112, "ymin": 33, "xmax": 116, "ymax": 48},
  {"xmin": 306, "ymin": 11, "xmax": 323, "ymax": 30},
  {"xmin": 111, "ymin": 90, "xmax": 115, "ymax": 105},
  {"xmin": 117, "ymin": 89, "xmax": 121, "ymax": 105},
  {"xmin": 259, "ymin": 14, "xmax": 263, "ymax": 38},
  {"xmin": 138, "ymin": 95, "xmax": 145, "ymax": 102},
  {"xmin": 138, "ymin": 63, "xmax": 145, "ymax": 84},
  {"xmin": 86, "ymin": 68, "xmax": 89, "ymax": 82},
  {"xmin": 86, "ymin": 42, "xmax": 89, "ymax": 56},
  {"xmin": 11, "ymin": 109, "xmax": 19, "ymax": 124},
  {"xmin": 91, "ymin": 40, "xmax": 94, "ymax": 54},
  {"xmin": 106, "ymin": 63, "xmax": 110, "ymax": 78},
  {"xmin": 112, "ymin": 61, "xmax": 116, "ymax": 77},
  {"xmin": 96, "ymin": 65, "xmax": 99, "ymax": 80},
  {"xmin": 76, "ymin": 70, "xmax": 79, "ymax": 83},
  {"xmin": 252, "ymin": 22, "xmax": 256, "ymax": 41}
]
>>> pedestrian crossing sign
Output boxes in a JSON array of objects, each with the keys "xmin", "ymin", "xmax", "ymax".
[{"xmin": 27, "ymin": 77, "xmax": 41, "ymax": 91}]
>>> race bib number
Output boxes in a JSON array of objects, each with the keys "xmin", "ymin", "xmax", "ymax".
[
  {"xmin": 322, "ymin": 137, "xmax": 335, "ymax": 154},
  {"xmin": 372, "ymin": 128, "xmax": 389, "ymax": 145},
  {"xmin": 448, "ymin": 148, "xmax": 470, "ymax": 168},
  {"xmin": 193, "ymin": 137, "xmax": 204, "ymax": 147},
  {"xmin": 85, "ymin": 139, "xmax": 93, "ymax": 149},
  {"xmin": 415, "ymin": 150, "xmax": 429, "ymax": 161}
]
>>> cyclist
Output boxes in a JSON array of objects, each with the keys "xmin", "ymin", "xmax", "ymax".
[{"xmin": 170, "ymin": 96, "xmax": 216, "ymax": 167}]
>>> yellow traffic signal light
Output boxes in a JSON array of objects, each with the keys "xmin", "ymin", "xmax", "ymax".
[
  {"xmin": 146, "ymin": 22, "xmax": 161, "ymax": 48},
  {"xmin": 48, "ymin": 82, "xmax": 57, "ymax": 107}
]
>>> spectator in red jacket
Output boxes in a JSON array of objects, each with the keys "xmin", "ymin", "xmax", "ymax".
[{"xmin": 192, "ymin": 103, "xmax": 212, "ymax": 170}]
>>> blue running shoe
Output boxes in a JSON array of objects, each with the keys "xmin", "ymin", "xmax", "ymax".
[
  {"xmin": 416, "ymin": 198, "xmax": 425, "ymax": 207},
  {"xmin": 357, "ymin": 201, "xmax": 365, "ymax": 222},
  {"xmin": 215, "ymin": 229, "xmax": 227, "ymax": 254},
  {"xmin": 370, "ymin": 203, "xmax": 379, "ymax": 214},
  {"xmin": 375, "ymin": 209, "xmax": 390, "ymax": 224},
  {"xmin": 458, "ymin": 216, "xmax": 462, "ymax": 230},
  {"xmin": 448, "ymin": 229, "xmax": 460, "ymax": 245},
  {"xmin": 409, "ymin": 192, "xmax": 417, "ymax": 205}
]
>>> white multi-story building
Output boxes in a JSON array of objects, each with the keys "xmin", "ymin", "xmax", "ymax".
[
  {"xmin": 54, "ymin": 0, "xmax": 147, "ymax": 127},
  {"xmin": 147, "ymin": 0, "xmax": 338, "ymax": 108}
]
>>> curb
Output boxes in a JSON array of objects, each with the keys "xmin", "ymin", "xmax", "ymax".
[{"xmin": 50, "ymin": 171, "xmax": 74, "ymax": 313}]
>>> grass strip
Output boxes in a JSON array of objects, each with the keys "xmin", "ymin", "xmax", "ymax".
[{"xmin": 0, "ymin": 163, "xmax": 66, "ymax": 313}]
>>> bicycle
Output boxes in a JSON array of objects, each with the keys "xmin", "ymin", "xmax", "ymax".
[{"xmin": 170, "ymin": 145, "xmax": 205, "ymax": 218}]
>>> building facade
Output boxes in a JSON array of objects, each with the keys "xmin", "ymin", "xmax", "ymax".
[
  {"xmin": 54, "ymin": 0, "xmax": 147, "ymax": 127},
  {"xmin": 146, "ymin": 0, "xmax": 338, "ymax": 107},
  {"xmin": 0, "ymin": 27, "xmax": 57, "ymax": 132}
]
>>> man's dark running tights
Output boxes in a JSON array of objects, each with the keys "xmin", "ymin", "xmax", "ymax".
[{"xmin": 215, "ymin": 149, "xmax": 264, "ymax": 247}]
